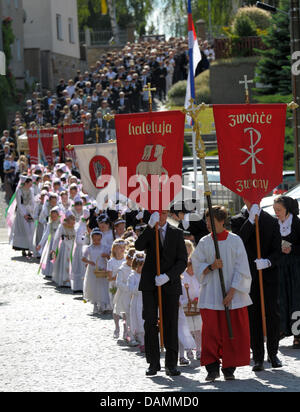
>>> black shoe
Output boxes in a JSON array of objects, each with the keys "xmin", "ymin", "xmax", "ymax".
[
  {"xmin": 205, "ymin": 370, "xmax": 220, "ymax": 382},
  {"xmin": 146, "ymin": 365, "xmax": 161, "ymax": 376},
  {"xmin": 222, "ymin": 368, "xmax": 236, "ymax": 381},
  {"xmin": 165, "ymin": 367, "xmax": 181, "ymax": 376},
  {"xmin": 252, "ymin": 361, "xmax": 264, "ymax": 372},
  {"xmin": 268, "ymin": 356, "xmax": 282, "ymax": 368}
]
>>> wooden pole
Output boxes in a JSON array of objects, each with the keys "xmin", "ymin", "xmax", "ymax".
[
  {"xmin": 143, "ymin": 83, "xmax": 164, "ymax": 351},
  {"xmin": 255, "ymin": 214, "xmax": 267, "ymax": 341}
]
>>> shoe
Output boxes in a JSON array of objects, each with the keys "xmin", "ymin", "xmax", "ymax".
[
  {"xmin": 128, "ymin": 339, "xmax": 139, "ymax": 347},
  {"xmin": 268, "ymin": 356, "xmax": 282, "ymax": 368},
  {"xmin": 196, "ymin": 350, "xmax": 201, "ymax": 361},
  {"xmin": 186, "ymin": 349, "xmax": 194, "ymax": 360},
  {"xmin": 139, "ymin": 345, "xmax": 145, "ymax": 353},
  {"xmin": 222, "ymin": 368, "xmax": 236, "ymax": 381},
  {"xmin": 146, "ymin": 365, "xmax": 161, "ymax": 376},
  {"xmin": 113, "ymin": 328, "xmax": 120, "ymax": 339},
  {"xmin": 205, "ymin": 370, "xmax": 220, "ymax": 382},
  {"xmin": 179, "ymin": 357, "xmax": 189, "ymax": 366},
  {"xmin": 252, "ymin": 361, "xmax": 264, "ymax": 372},
  {"xmin": 165, "ymin": 367, "xmax": 181, "ymax": 376},
  {"xmin": 293, "ymin": 338, "xmax": 300, "ymax": 349}
]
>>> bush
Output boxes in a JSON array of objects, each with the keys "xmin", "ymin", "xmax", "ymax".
[
  {"xmin": 232, "ymin": 14, "xmax": 257, "ymax": 37},
  {"xmin": 167, "ymin": 69, "xmax": 211, "ymax": 107},
  {"xmin": 232, "ymin": 6, "xmax": 272, "ymax": 33}
]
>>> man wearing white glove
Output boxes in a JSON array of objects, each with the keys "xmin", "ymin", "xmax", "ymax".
[
  {"xmin": 135, "ymin": 210, "xmax": 188, "ymax": 377},
  {"xmin": 231, "ymin": 198, "xmax": 282, "ymax": 372}
]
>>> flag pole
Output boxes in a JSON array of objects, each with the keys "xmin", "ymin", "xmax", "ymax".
[
  {"xmin": 187, "ymin": 0, "xmax": 199, "ymax": 193},
  {"xmin": 143, "ymin": 82, "xmax": 164, "ymax": 352},
  {"xmin": 238, "ymin": 76, "xmax": 267, "ymax": 341}
]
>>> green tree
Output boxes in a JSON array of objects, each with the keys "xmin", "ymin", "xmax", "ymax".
[
  {"xmin": 254, "ymin": 0, "xmax": 291, "ymax": 95},
  {"xmin": 77, "ymin": 0, "xmax": 152, "ymax": 37}
]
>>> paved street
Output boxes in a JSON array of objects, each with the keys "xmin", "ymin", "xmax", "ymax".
[{"xmin": 1, "ymin": 236, "xmax": 300, "ymax": 392}]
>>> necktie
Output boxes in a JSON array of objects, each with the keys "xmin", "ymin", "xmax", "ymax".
[{"xmin": 159, "ymin": 227, "xmax": 165, "ymax": 246}]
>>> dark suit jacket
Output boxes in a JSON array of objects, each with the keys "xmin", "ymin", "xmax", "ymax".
[
  {"xmin": 178, "ymin": 213, "xmax": 209, "ymax": 245},
  {"xmin": 135, "ymin": 223, "xmax": 188, "ymax": 295},
  {"xmin": 231, "ymin": 210, "xmax": 281, "ymax": 284}
]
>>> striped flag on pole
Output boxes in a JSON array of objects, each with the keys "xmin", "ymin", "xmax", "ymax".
[{"xmin": 185, "ymin": 0, "xmax": 202, "ymax": 117}]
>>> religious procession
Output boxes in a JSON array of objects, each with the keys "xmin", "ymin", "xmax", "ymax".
[{"xmin": 1, "ymin": 0, "xmax": 300, "ymax": 394}]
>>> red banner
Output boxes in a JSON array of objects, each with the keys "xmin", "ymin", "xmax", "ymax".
[
  {"xmin": 58, "ymin": 123, "xmax": 84, "ymax": 161},
  {"xmin": 27, "ymin": 129, "xmax": 39, "ymax": 165},
  {"xmin": 27, "ymin": 129, "xmax": 54, "ymax": 165},
  {"xmin": 214, "ymin": 104, "xmax": 287, "ymax": 203},
  {"xmin": 115, "ymin": 111, "xmax": 185, "ymax": 212}
]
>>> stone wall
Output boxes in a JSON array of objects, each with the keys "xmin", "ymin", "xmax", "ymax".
[{"xmin": 210, "ymin": 57, "xmax": 260, "ymax": 104}]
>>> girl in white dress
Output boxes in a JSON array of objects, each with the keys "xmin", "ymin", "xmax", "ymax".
[
  {"xmin": 97, "ymin": 214, "xmax": 114, "ymax": 251},
  {"xmin": 72, "ymin": 194, "xmax": 84, "ymax": 225},
  {"xmin": 127, "ymin": 252, "xmax": 145, "ymax": 352},
  {"xmin": 181, "ymin": 260, "xmax": 202, "ymax": 361},
  {"xmin": 113, "ymin": 247, "xmax": 136, "ymax": 342},
  {"xmin": 11, "ymin": 176, "xmax": 35, "ymax": 257},
  {"xmin": 51, "ymin": 211, "xmax": 76, "ymax": 287},
  {"xmin": 107, "ymin": 239, "xmax": 126, "ymax": 337},
  {"xmin": 36, "ymin": 207, "xmax": 61, "ymax": 278},
  {"xmin": 178, "ymin": 280, "xmax": 196, "ymax": 366},
  {"xmin": 82, "ymin": 228, "xmax": 111, "ymax": 314},
  {"xmin": 32, "ymin": 190, "xmax": 48, "ymax": 258},
  {"xmin": 70, "ymin": 208, "xmax": 90, "ymax": 292}
]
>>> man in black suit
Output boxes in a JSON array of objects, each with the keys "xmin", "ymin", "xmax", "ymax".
[
  {"xmin": 231, "ymin": 201, "xmax": 282, "ymax": 372},
  {"xmin": 135, "ymin": 211, "xmax": 188, "ymax": 376}
]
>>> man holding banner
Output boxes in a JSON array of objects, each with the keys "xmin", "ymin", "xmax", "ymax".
[{"xmin": 213, "ymin": 103, "xmax": 287, "ymax": 372}]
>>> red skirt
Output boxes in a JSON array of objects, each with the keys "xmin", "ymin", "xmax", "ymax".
[{"xmin": 200, "ymin": 307, "xmax": 251, "ymax": 369}]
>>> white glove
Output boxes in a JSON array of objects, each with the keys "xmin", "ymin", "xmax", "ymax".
[
  {"xmin": 136, "ymin": 211, "xmax": 144, "ymax": 220},
  {"xmin": 182, "ymin": 213, "xmax": 190, "ymax": 230},
  {"xmin": 255, "ymin": 258, "xmax": 271, "ymax": 271},
  {"xmin": 155, "ymin": 273, "xmax": 170, "ymax": 287},
  {"xmin": 249, "ymin": 204, "xmax": 261, "ymax": 224},
  {"xmin": 148, "ymin": 212, "xmax": 160, "ymax": 228}
]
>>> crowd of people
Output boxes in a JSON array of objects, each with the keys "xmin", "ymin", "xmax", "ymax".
[
  {"xmin": 5, "ymin": 37, "xmax": 300, "ymax": 382},
  {"xmin": 5, "ymin": 155, "xmax": 300, "ymax": 380},
  {"xmin": 0, "ymin": 38, "xmax": 214, "ymax": 206}
]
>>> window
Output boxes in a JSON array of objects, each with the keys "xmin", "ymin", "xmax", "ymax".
[
  {"xmin": 68, "ymin": 18, "xmax": 75, "ymax": 44},
  {"xmin": 56, "ymin": 14, "xmax": 63, "ymax": 41}
]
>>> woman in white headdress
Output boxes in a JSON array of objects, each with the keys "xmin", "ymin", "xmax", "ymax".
[
  {"xmin": 70, "ymin": 208, "xmax": 90, "ymax": 292},
  {"xmin": 51, "ymin": 210, "xmax": 76, "ymax": 287},
  {"xmin": 10, "ymin": 175, "xmax": 35, "ymax": 257},
  {"xmin": 37, "ymin": 206, "xmax": 61, "ymax": 278},
  {"xmin": 32, "ymin": 190, "xmax": 48, "ymax": 258}
]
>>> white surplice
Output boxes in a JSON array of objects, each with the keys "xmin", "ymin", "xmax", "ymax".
[{"xmin": 191, "ymin": 232, "xmax": 252, "ymax": 311}]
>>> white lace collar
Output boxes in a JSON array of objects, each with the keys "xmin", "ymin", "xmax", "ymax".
[{"xmin": 279, "ymin": 213, "xmax": 293, "ymax": 237}]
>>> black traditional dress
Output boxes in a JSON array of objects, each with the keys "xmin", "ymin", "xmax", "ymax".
[{"xmin": 278, "ymin": 214, "xmax": 300, "ymax": 338}]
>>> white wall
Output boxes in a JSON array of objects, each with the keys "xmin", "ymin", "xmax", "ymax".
[
  {"xmin": 23, "ymin": 0, "xmax": 80, "ymax": 59},
  {"xmin": 23, "ymin": 0, "xmax": 52, "ymax": 50},
  {"xmin": 50, "ymin": 0, "xmax": 80, "ymax": 59}
]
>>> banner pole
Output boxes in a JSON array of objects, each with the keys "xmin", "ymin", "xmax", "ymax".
[
  {"xmin": 183, "ymin": 100, "xmax": 234, "ymax": 339},
  {"xmin": 255, "ymin": 214, "xmax": 267, "ymax": 341}
]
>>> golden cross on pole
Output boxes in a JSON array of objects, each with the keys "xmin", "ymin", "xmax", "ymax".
[
  {"xmin": 239, "ymin": 75, "xmax": 254, "ymax": 104},
  {"xmin": 143, "ymin": 83, "xmax": 156, "ymax": 113},
  {"xmin": 182, "ymin": 98, "xmax": 234, "ymax": 339}
]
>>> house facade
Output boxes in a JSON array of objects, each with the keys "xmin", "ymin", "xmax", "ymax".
[{"xmin": 23, "ymin": 0, "xmax": 84, "ymax": 89}]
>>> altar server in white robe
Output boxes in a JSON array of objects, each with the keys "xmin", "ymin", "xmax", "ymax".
[{"xmin": 191, "ymin": 206, "xmax": 252, "ymax": 382}]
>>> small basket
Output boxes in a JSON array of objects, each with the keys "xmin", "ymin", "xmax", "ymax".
[
  {"xmin": 94, "ymin": 269, "xmax": 109, "ymax": 278},
  {"xmin": 184, "ymin": 283, "xmax": 201, "ymax": 317},
  {"xmin": 94, "ymin": 259, "xmax": 109, "ymax": 278},
  {"xmin": 184, "ymin": 307, "xmax": 201, "ymax": 317}
]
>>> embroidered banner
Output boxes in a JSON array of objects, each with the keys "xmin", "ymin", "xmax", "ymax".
[
  {"xmin": 115, "ymin": 111, "xmax": 185, "ymax": 212},
  {"xmin": 213, "ymin": 104, "xmax": 287, "ymax": 203},
  {"xmin": 58, "ymin": 124, "xmax": 84, "ymax": 161}
]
